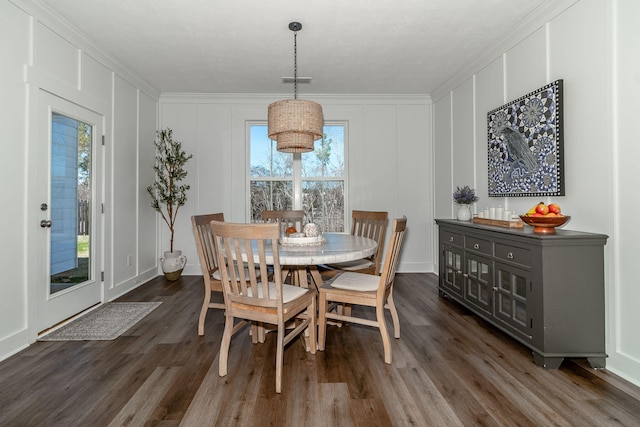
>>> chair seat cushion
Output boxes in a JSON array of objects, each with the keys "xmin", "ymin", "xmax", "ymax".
[
  {"xmin": 212, "ymin": 266, "xmax": 261, "ymax": 281},
  {"xmin": 247, "ymin": 283, "xmax": 309, "ymax": 303},
  {"xmin": 327, "ymin": 259, "xmax": 374, "ymax": 271},
  {"xmin": 330, "ymin": 272, "xmax": 379, "ymax": 292}
]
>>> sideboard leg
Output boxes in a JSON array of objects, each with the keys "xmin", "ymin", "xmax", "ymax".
[
  {"xmin": 587, "ymin": 357, "xmax": 606, "ymax": 369},
  {"xmin": 533, "ymin": 352, "xmax": 564, "ymax": 369}
]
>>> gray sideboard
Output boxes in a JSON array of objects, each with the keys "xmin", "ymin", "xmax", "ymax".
[{"xmin": 435, "ymin": 219, "xmax": 608, "ymax": 369}]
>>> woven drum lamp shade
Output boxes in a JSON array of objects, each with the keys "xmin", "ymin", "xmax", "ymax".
[{"xmin": 268, "ymin": 99, "xmax": 324, "ymax": 153}]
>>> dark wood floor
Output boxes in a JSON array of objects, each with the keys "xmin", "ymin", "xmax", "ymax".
[{"xmin": 1, "ymin": 273, "xmax": 640, "ymax": 426}]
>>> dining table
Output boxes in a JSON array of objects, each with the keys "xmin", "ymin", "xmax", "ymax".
[{"xmin": 265, "ymin": 232, "xmax": 378, "ymax": 289}]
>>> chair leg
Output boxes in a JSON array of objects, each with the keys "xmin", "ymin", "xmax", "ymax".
[
  {"xmin": 219, "ymin": 313, "xmax": 235, "ymax": 377},
  {"xmin": 250, "ymin": 323, "xmax": 259, "ymax": 344},
  {"xmin": 387, "ymin": 292, "xmax": 400, "ymax": 339},
  {"xmin": 376, "ymin": 304, "xmax": 392, "ymax": 364},
  {"xmin": 275, "ymin": 322, "xmax": 285, "ymax": 393},
  {"xmin": 308, "ymin": 297, "xmax": 317, "ymax": 354},
  {"xmin": 198, "ymin": 289, "xmax": 211, "ymax": 336},
  {"xmin": 318, "ymin": 291, "xmax": 327, "ymax": 351}
]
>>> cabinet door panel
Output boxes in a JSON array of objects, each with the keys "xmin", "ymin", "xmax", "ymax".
[
  {"xmin": 494, "ymin": 262, "xmax": 532, "ymax": 339},
  {"xmin": 441, "ymin": 244, "xmax": 464, "ymax": 297},
  {"xmin": 465, "ymin": 253, "xmax": 492, "ymax": 315}
]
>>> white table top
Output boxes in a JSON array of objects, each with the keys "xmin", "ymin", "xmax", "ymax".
[{"xmin": 267, "ymin": 232, "xmax": 377, "ymax": 266}]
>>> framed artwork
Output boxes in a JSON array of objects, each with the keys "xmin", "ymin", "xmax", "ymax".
[{"xmin": 487, "ymin": 79, "xmax": 564, "ymax": 197}]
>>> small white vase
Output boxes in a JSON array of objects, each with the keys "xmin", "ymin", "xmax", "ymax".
[
  {"xmin": 303, "ymin": 222, "xmax": 320, "ymax": 237},
  {"xmin": 456, "ymin": 204, "xmax": 472, "ymax": 221}
]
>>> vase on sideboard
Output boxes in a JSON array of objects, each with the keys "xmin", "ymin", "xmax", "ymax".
[{"xmin": 456, "ymin": 204, "xmax": 472, "ymax": 221}]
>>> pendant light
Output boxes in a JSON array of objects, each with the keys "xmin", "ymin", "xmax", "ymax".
[{"xmin": 268, "ymin": 22, "xmax": 323, "ymax": 153}]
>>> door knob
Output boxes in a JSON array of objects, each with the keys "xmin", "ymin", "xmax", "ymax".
[{"xmin": 40, "ymin": 220, "xmax": 52, "ymax": 228}]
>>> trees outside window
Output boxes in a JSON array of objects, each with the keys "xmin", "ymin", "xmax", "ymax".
[{"xmin": 249, "ymin": 123, "xmax": 346, "ymax": 232}]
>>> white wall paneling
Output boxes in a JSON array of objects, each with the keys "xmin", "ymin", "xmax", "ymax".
[
  {"xmin": 112, "ymin": 76, "xmax": 139, "ymax": 287},
  {"xmin": 451, "ymin": 78, "xmax": 476, "ymax": 214},
  {"xmin": 609, "ymin": 0, "xmax": 640, "ymax": 384},
  {"xmin": 397, "ymin": 104, "xmax": 433, "ymax": 272},
  {"xmin": 473, "ymin": 58, "xmax": 504, "ymax": 212},
  {"xmin": 137, "ymin": 92, "xmax": 159, "ymax": 277},
  {"xmin": 34, "ymin": 21, "xmax": 79, "ymax": 88},
  {"xmin": 0, "ymin": 0, "xmax": 31, "ymax": 359},
  {"xmin": 433, "ymin": 94, "xmax": 453, "ymax": 220},
  {"xmin": 504, "ymin": 28, "xmax": 547, "ymax": 102}
]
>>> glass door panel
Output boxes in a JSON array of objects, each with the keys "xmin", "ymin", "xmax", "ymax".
[{"xmin": 49, "ymin": 113, "xmax": 92, "ymax": 294}]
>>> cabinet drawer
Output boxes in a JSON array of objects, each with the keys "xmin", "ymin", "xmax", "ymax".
[
  {"xmin": 441, "ymin": 230, "xmax": 464, "ymax": 247},
  {"xmin": 495, "ymin": 243, "xmax": 531, "ymax": 267},
  {"xmin": 464, "ymin": 236, "xmax": 492, "ymax": 255}
]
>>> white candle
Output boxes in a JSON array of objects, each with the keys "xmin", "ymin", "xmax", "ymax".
[{"xmin": 489, "ymin": 207, "xmax": 496, "ymax": 219}]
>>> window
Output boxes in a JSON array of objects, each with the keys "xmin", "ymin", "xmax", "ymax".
[{"xmin": 249, "ymin": 123, "xmax": 346, "ymax": 232}]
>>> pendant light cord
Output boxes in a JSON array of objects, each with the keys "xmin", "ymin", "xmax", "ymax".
[{"xmin": 293, "ymin": 30, "xmax": 298, "ymax": 100}]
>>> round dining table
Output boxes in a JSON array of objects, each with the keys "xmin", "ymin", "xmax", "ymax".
[{"xmin": 266, "ymin": 232, "xmax": 378, "ymax": 289}]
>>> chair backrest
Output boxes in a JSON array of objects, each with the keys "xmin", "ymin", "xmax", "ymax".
[
  {"xmin": 351, "ymin": 210, "xmax": 389, "ymax": 274},
  {"xmin": 210, "ymin": 220, "xmax": 285, "ymax": 309},
  {"xmin": 192, "ymin": 213, "xmax": 225, "ymax": 288},
  {"xmin": 262, "ymin": 210, "xmax": 305, "ymax": 235},
  {"xmin": 377, "ymin": 216, "xmax": 407, "ymax": 298}
]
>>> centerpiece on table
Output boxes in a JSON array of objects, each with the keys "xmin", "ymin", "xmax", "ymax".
[
  {"xmin": 453, "ymin": 185, "xmax": 478, "ymax": 221},
  {"xmin": 279, "ymin": 222, "xmax": 325, "ymax": 246}
]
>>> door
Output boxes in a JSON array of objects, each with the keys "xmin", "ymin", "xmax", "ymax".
[{"xmin": 35, "ymin": 91, "xmax": 103, "ymax": 332}]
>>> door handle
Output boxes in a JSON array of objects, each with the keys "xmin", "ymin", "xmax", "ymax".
[{"xmin": 40, "ymin": 220, "xmax": 52, "ymax": 228}]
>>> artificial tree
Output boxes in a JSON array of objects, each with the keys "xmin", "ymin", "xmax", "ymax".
[{"xmin": 147, "ymin": 128, "xmax": 193, "ymax": 253}]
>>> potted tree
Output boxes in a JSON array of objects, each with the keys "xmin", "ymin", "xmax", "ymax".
[{"xmin": 147, "ymin": 128, "xmax": 193, "ymax": 280}]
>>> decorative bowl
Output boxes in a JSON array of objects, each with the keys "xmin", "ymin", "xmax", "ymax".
[{"xmin": 519, "ymin": 215, "xmax": 571, "ymax": 234}]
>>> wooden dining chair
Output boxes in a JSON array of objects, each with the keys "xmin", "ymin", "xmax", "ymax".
[
  {"xmin": 262, "ymin": 209, "xmax": 305, "ymax": 235},
  {"xmin": 318, "ymin": 216, "xmax": 407, "ymax": 364},
  {"xmin": 191, "ymin": 213, "xmax": 226, "ymax": 336},
  {"xmin": 322, "ymin": 210, "xmax": 389, "ymax": 278},
  {"xmin": 210, "ymin": 220, "xmax": 317, "ymax": 393},
  {"xmin": 192, "ymin": 213, "xmax": 265, "ymax": 337},
  {"xmin": 262, "ymin": 209, "xmax": 306, "ymax": 284}
]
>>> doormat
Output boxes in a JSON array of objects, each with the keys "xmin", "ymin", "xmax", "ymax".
[{"xmin": 38, "ymin": 302, "xmax": 162, "ymax": 341}]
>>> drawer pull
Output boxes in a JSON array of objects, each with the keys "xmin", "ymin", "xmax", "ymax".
[
  {"xmin": 474, "ymin": 243, "xmax": 480, "ymax": 250},
  {"xmin": 449, "ymin": 237, "xmax": 454, "ymax": 242},
  {"xmin": 507, "ymin": 252, "xmax": 514, "ymax": 259}
]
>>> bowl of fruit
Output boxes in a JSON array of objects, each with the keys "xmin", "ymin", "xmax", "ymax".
[{"xmin": 520, "ymin": 202, "xmax": 570, "ymax": 234}]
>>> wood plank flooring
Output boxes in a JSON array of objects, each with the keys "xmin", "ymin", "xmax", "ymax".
[{"xmin": 1, "ymin": 273, "xmax": 640, "ymax": 426}]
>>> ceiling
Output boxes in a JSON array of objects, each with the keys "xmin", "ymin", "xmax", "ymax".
[{"xmin": 39, "ymin": 0, "xmax": 551, "ymax": 95}]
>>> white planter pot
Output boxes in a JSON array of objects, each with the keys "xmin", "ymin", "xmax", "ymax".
[{"xmin": 160, "ymin": 250, "xmax": 187, "ymax": 281}]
